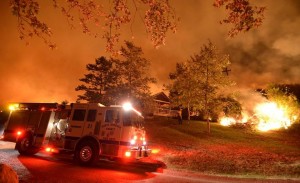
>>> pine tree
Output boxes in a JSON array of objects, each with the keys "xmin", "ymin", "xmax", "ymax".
[
  {"xmin": 76, "ymin": 41, "xmax": 156, "ymax": 111},
  {"xmin": 112, "ymin": 41, "xmax": 156, "ymax": 107},
  {"xmin": 75, "ymin": 56, "xmax": 118, "ymax": 105}
]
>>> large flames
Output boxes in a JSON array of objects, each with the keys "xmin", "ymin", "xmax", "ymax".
[
  {"xmin": 254, "ymin": 102, "xmax": 293, "ymax": 131},
  {"xmin": 219, "ymin": 101, "xmax": 298, "ymax": 132}
]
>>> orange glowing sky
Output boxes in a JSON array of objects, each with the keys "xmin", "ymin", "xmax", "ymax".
[{"xmin": 1, "ymin": 0, "xmax": 300, "ymax": 105}]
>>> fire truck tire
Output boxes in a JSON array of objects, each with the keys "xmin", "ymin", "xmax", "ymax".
[
  {"xmin": 16, "ymin": 135, "xmax": 39, "ymax": 155},
  {"xmin": 75, "ymin": 141, "xmax": 99, "ymax": 166}
]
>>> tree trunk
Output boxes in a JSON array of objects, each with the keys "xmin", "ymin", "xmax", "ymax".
[
  {"xmin": 206, "ymin": 116, "xmax": 211, "ymax": 134},
  {"xmin": 205, "ymin": 56, "xmax": 210, "ymax": 134},
  {"xmin": 187, "ymin": 102, "xmax": 190, "ymax": 121},
  {"xmin": 204, "ymin": 91, "xmax": 210, "ymax": 134}
]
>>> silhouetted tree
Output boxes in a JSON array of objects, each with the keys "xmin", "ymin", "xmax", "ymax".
[
  {"xmin": 168, "ymin": 62, "xmax": 202, "ymax": 120},
  {"xmin": 9, "ymin": 0, "xmax": 177, "ymax": 52},
  {"xmin": 272, "ymin": 84, "xmax": 300, "ymax": 102},
  {"xmin": 76, "ymin": 56, "xmax": 118, "ymax": 105},
  {"xmin": 112, "ymin": 41, "xmax": 156, "ymax": 108},
  {"xmin": 76, "ymin": 41, "xmax": 156, "ymax": 110},
  {"xmin": 9, "ymin": 0, "xmax": 265, "ymax": 52},
  {"xmin": 168, "ymin": 41, "xmax": 235, "ymax": 133},
  {"xmin": 214, "ymin": 0, "xmax": 265, "ymax": 37}
]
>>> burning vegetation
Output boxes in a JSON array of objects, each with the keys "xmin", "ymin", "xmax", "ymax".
[{"xmin": 219, "ymin": 86, "xmax": 300, "ymax": 132}]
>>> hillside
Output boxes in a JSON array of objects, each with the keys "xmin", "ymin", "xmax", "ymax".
[{"xmin": 144, "ymin": 117, "xmax": 300, "ymax": 179}]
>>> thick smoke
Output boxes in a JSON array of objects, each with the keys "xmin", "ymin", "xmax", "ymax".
[
  {"xmin": 235, "ymin": 88, "xmax": 267, "ymax": 118},
  {"xmin": 224, "ymin": 0, "xmax": 300, "ymax": 88},
  {"xmin": 0, "ymin": 0, "xmax": 300, "ymax": 104}
]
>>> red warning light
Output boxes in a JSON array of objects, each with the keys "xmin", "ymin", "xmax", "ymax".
[
  {"xmin": 16, "ymin": 131, "xmax": 22, "ymax": 136},
  {"xmin": 125, "ymin": 151, "xmax": 131, "ymax": 157},
  {"xmin": 45, "ymin": 147, "xmax": 51, "ymax": 152},
  {"xmin": 45, "ymin": 147, "xmax": 58, "ymax": 153}
]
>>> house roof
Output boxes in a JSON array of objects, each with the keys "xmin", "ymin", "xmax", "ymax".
[{"xmin": 153, "ymin": 92, "xmax": 170, "ymax": 103}]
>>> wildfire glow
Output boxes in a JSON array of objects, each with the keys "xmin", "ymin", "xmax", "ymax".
[
  {"xmin": 220, "ymin": 117, "xmax": 236, "ymax": 126},
  {"xmin": 151, "ymin": 149, "xmax": 160, "ymax": 154},
  {"xmin": 241, "ymin": 112, "xmax": 249, "ymax": 123},
  {"xmin": 8, "ymin": 104, "xmax": 19, "ymax": 111},
  {"xmin": 254, "ymin": 102, "xmax": 292, "ymax": 131},
  {"xmin": 219, "ymin": 101, "xmax": 298, "ymax": 132}
]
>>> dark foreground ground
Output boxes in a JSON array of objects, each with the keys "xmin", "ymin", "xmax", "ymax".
[
  {"xmin": 1, "ymin": 141, "xmax": 299, "ymax": 183},
  {"xmin": 145, "ymin": 117, "xmax": 300, "ymax": 181}
]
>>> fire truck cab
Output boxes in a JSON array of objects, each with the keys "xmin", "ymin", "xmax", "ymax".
[{"xmin": 1, "ymin": 102, "xmax": 150, "ymax": 165}]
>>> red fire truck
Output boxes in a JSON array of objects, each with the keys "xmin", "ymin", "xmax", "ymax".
[{"xmin": 1, "ymin": 102, "xmax": 151, "ymax": 165}]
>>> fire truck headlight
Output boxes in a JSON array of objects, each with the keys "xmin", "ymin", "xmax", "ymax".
[
  {"xmin": 125, "ymin": 151, "xmax": 131, "ymax": 157},
  {"xmin": 130, "ymin": 139, "xmax": 136, "ymax": 145}
]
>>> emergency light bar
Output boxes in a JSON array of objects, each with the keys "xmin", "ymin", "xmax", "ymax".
[
  {"xmin": 122, "ymin": 102, "xmax": 133, "ymax": 111},
  {"xmin": 122, "ymin": 102, "xmax": 143, "ymax": 117}
]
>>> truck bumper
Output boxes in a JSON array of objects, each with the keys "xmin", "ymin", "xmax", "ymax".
[{"xmin": 130, "ymin": 147, "xmax": 151, "ymax": 159}]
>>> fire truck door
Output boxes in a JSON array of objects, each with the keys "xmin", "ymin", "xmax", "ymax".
[
  {"xmin": 67, "ymin": 108, "xmax": 87, "ymax": 138},
  {"xmin": 82, "ymin": 109, "xmax": 97, "ymax": 136},
  {"xmin": 100, "ymin": 109, "xmax": 122, "ymax": 141},
  {"xmin": 98, "ymin": 109, "xmax": 122, "ymax": 156}
]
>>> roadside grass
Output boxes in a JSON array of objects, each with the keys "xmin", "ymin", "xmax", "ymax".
[{"xmin": 145, "ymin": 117, "xmax": 300, "ymax": 179}]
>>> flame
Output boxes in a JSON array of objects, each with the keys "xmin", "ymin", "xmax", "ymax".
[
  {"xmin": 241, "ymin": 112, "xmax": 250, "ymax": 123},
  {"xmin": 254, "ymin": 102, "xmax": 293, "ymax": 131},
  {"xmin": 219, "ymin": 101, "xmax": 298, "ymax": 132},
  {"xmin": 219, "ymin": 117, "xmax": 236, "ymax": 126}
]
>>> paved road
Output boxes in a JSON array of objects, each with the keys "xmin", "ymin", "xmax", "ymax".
[
  {"xmin": 0, "ymin": 141, "xmax": 160, "ymax": 183},
  {"xmin": 1, "ymin": 141, "xmax": 299, "ymax": 183}
]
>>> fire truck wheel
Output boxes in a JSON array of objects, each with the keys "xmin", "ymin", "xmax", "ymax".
[
  {"xmin": 16, "ymin": 135, "xmax": 39, "ymax": 155},
  {"xmin": 75, "ymin": 141, "xmax": 99, "ymax": 166}
]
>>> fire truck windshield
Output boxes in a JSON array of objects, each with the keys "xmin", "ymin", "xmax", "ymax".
[{"xmin": 123, "ymin": 111, "xmax": 144, "ymax": 127}]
